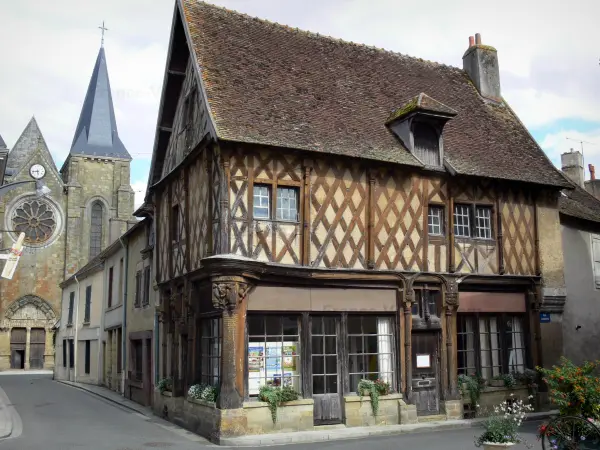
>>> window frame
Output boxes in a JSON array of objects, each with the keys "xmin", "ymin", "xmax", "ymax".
[
  {"xmin": 134, "ymin": 270, "xmax": 142, "ymax": 308},
  {"xmin": 457, "ymin": 312, "xmax": 528, "ymax": 378},
  {"xmin": 90, "ymin": 201, "xmax": 103, "ymax": 259},
  {"xmin": 591, "ymin": 235, "xmax": 600, "ymax": 290},
  {"xmin": 252, "ymin": 182, "xmax": 301, "ymax": 223},
  {"xmin": 171, "ymin": 204, "xmax": 181, "ymax": 243},
  {"xmin": 142, "ymin": 266, "xmax": 151, "ymax": 307},
  {"xmin": 84, "ymin": 340, "xmax": 91, "ymax": 374},
  {"xmin": 244, "ymin": 313, "xmax": 398, "ymax": 401},
  {"xmin": 68, "ymin": 339, "xmax": 74, "ymax": 368},
  {"xmin": 84, "ymin": 285, "xmax": 92, "ymax": 324},
  {"xmin": 197, "ymin": 316, "xmax": 222, "ymax": 387},
  {"xmin": 453, "ymin": 203, "xmax": 495, "ymax": 241},
  {"xmin": 427, "ymin": 205, "xmax": 445, "ymax": 237},
  {"xmin": 107, "ymin": 267, "xmax": 114, "ymax": 308},
  {"xmin": 67, "ymin": 291, "xmax": 75, "ymax": 326}
]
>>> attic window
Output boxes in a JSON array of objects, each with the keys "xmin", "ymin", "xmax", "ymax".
[{"xmin": 413, "ymin": 122, "xmax": 441, "ymax": 166}]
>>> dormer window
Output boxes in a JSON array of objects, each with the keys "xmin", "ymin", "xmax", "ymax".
[
  {"xmin": 413, "ymin": 122, "xmax": 440, "ymax": 166},
  {"xmin": 386, "ymin": 93, "xmax": 457, "ymax": 170}
]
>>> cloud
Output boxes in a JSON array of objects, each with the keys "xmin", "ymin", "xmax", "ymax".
[
  {"xmin": 0, "ymin": 0, "xmax": 598, "ymax": 191},
  {"xmin": 131, "ymin": 180, "xmax": 148, "ymax": 210},
  {"xmin": 539, "ymin": 129, "xmax": 600, "ymax": 179}
]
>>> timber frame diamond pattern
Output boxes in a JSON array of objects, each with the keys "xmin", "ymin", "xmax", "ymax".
[{"xmin": 145, "ymin": 1, "xmax": 569, "ymax": 441}]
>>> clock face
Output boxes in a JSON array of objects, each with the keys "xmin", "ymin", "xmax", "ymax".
[{"xmin": 30, "ymin": 164, "xmax": 45, "ymax": 180}]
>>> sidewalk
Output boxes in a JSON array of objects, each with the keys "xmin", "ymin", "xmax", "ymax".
[
  {"xmin": 54, "ymin": 380, "xmax": 557, "ymax": 447},
  {"xmin": 0, "ymin": 385, "xmax": 13, "ymax": 439},
  {"xmin": 55, "ymin": 379, "xmax": 153, "ymax": 419},
  {"xmin": 219, "ymin": 410, "xmax": 557, "ymax": 446}
]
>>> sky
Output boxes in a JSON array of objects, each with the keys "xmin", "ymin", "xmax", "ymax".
[{"xmin": 0, "ymin": 0, "xmax": 598, "ymax": 209}]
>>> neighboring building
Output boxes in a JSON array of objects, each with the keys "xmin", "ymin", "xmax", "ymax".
[
  {"xmin": 54, "ymin": 220, "xmax": 143, "ymax": 389},
  {"xmin": 55, "ymin": 258, "xmax": 105, "ymax": 384},
  {"xmin": 0, "ymin": 43, "xmax": 135, "ymax": 371},
  {"xmin": 145, "ymin": 2, "xmax": 570, "ymax": 441},
  {"xmin": 559, "ymin": 151, "xmax": 600, "ymax": 365},
  {"xmin": 123, "ymin": 215, "xmax": 156, "ymax": 407}
]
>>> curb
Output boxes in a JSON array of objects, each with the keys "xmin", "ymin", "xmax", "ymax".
[
  {"xmin": 218, "ymin": 411, "xmax": 558, "ymax": 447},
  {"xmin": 55, "ymin": 380, "xmax": 151, "ymax": 418}
]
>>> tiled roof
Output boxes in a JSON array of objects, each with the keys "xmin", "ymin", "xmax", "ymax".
[
  {"xmin": 559, "ymin": 181, "xmax": 600, "ymax": 224},
  {"xmin": 180, "ymin": 1, "xmax": 570, "ymax": 188}
]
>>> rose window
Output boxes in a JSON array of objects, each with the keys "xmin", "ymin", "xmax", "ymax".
[{"xmin": 11, "ymin": 199, "xmax": 58, "ymax": 244}]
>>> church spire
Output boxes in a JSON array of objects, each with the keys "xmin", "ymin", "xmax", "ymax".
[{"xmin": 69, "ymin": 46, "xmax": 131, "ymax": 160}]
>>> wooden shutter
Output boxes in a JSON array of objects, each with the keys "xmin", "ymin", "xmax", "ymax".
[
  {"xmin": 85, "ymin": 341, "xmax": 91, "ymax": 374},
  {"xmin": 84, "ymin": 286, "xmax": 92, "ymax": 322},
  {"xmin": 593, "ymin": 238, "xmax": 600, "ymax": 288},
  {"xmin": 68, "ymin": 292, "xmax": 75, "ymax": 325}
]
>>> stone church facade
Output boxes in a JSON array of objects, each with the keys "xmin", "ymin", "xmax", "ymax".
[{"xmin": 0, "ymin": 45, "xmax": 135, "ymax": 370}]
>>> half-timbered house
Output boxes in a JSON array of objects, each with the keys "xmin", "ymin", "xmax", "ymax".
[{"xmin": 145, "ymin": 1, "xmax": 570, "ymax": 440}]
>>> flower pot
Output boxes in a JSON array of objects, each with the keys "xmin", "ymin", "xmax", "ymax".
[{"xmin": 482, "ymin": 443, "xmax": 514, "ymax": 450}]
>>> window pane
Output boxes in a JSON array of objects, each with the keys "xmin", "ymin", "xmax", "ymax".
[
  {"xmin": 507, "ymin": 316, "xmax": 526, "ymax": 373},
  {"xmin": 475, "ymin": 206, "xmax": 492, "ymax": 239},
  {"xmin": 198, "ymin": 317, "xmax": 222, "ymax": 387},
  {"xmin": 312, "ymin": 336, "xmax": 323, "ymax": 354},
  {"xmin": 276, "ymin": 187, "xmax": 298, "ymax": 222},
  {"xmin": 253, "ymin": 185, "xmax": 270, "ymax": 219},
  {"xmin": 312, "ymin": 356, "xmax": 324, "ymax": 375},
  {"xmin": 454, "ymin": 204, "xmax": 471, "ymax": 238},
  {"xmin": 428, "ymin": 206, "xmax": 444, "ymax": 236},
  {"xmin": 313, "ymin": 375, "xmax": 325, "ymax": 394},
  {"xmin": 247, "ymin": 314, "xmax": 301, "ymax": 396},
  {"xmin": 347, "ymin": 316, "xmax": 395, "ymax": 391}
]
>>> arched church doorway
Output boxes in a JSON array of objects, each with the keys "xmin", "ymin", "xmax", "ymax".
[
  {"xmin": 10, "ymin": 328, "xmax": 26, "ymax": 369},
  {"xmin": 30, "ymin": 328, "xmax": 46, "ymax": 369}
]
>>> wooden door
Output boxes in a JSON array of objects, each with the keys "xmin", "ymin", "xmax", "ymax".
[
  {"xmin": 29, "ymin": 328, "xmax": 46, "ymax": 369},
  {"xmin": 411, "ymin": 331, "xmax": 441, "ymax": 415},
  {"xmin": 311, "ymin": 316, "xmax": 343, "ymax": 425},
  {"xmin": 10, "ymin": 328, "xmax": 26, "ymax": 369}
]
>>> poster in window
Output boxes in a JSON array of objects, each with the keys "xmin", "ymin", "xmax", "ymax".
[
  {"xmin": 283, "ymin": 344, "xmax": 297, "ymax": 370},
  {"xmin": 248, "ymin": 346, "xmax": 264, "ymax": 372}
]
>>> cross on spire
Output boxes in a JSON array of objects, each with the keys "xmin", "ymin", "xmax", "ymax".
[{"xmin": 99, "ymin": 21, "xmax": 108, "ymax": 47}]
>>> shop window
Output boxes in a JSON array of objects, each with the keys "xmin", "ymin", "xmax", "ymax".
[
  {"xmin": 198, "ymin": 317, "xmax": 221, "ymax": 387},
  {"xmin": 411, "ymin": 288, "xmax": 441, "ymax": 318},
  {"xmin": 247, "ymin": 315, "xmax": 301, "ymax": 396},
  {"xmin": 347, "ymin": 315, "xmax": 395, "ymax": 391},
  {"xmin": 457, "ymin": 314, "xmax": 526, "ymax": 379}
]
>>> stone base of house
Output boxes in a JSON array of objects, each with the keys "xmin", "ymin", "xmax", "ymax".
[{"xmin": 155, "ymin": 391, "xmax": 470, "ymax": 443}]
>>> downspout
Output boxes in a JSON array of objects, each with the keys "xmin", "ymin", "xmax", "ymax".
[
  {"xmin": 119, "ymin": 237, "xmax": 129, "ymax": 396},
  {"xmin": 74, "ymin": 275, "xmax": 80, "ymax": 383},
  {"xmin": 154, "ymin": 310, "xmax": 159, "ymax": 385}
]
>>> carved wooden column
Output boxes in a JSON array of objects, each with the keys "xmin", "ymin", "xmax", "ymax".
[
  {"xmin": 403, "ymin": 288, "xmax": 414, "ymax": 403},
  {"xmin": 219, "ymin": 158, "xmax": 231, "ymax": 253},
  {"xmin": 212, "ymin": 276, "xmax": 252, "ymax": 409},
  {"xmin": 448, "ymin": 185, "xmax": 456, "ymax": 273},
  {"xmin": 444, "ymin": 282, "xmax": 459, "ymax": 399},
  {"xmin": 301, "ymin": 163, "xmax": 312, "ymax": 266}
]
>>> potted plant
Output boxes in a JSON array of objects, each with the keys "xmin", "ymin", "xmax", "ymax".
[
  {"xmin": 357, "ymin": 379, "xmax": 385, "ymax": 417},
  {"xmin": 258, "ymin": 385, "xmax": 299, "ymax": 424},
  {"xmin": 474, "ymin": 394, "xmax": 534, "ymax": 449},
  {"xmin": 459, "ymin": 374, "xmax": 485, "ymax": 407}
]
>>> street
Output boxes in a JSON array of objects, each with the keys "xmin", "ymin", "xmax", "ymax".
[{"xmin": 0, "ymin": 374, "xmax": 543, "ymax": 450}]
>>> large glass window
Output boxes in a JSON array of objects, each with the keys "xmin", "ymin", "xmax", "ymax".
[
  {"xmin": 428, "ymin": 206, "xmax": 444, "ymax": 236},
  {"xmin": 347, "ymin": 316, "xmax": 395, "ymax": 391},
  {"xmin": 247, "ymin": 315, "xmax": 301, "ymax": 396},
  {"xmin": 198, "ymin": 317, "xmax": 221, "ymax": 387},
  {"xmin": 475, "ymin": 206, "xmax": 493, "ymax": 240},
  {"xmin": 457, "ymin": 314, "xmax": 526, "ymax": 378},
  {"xmin": 453, "ymin": 204, "xmax": 471, "ymax": 238},
  {"xmin": 253, "ymin": 185, "xmax": 270, "ymax": 219},
  {"xmin": 276, "ymin": 187, "xmax": 298, "ymax": 222}
]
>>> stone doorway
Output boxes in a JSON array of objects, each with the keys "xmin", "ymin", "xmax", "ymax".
[
  {"xmin": 10, "ymin": 328, "xmax": 26, "ymax": 369},
  {"xmin": 29, "ymin": 328, "xmax": 46, "ymax": 369}
]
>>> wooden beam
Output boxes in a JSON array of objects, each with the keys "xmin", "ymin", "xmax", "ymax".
[
  {"xmin": 367, "ymin": 170, "xmax": 375, "ymax": 269},
  {"xmin": 168, "ymin": 69, "xmax": 186, "ymax": 76},
  {"xmin": 158, "ymin": 126, "xmax": 173, "ymax": 133}
]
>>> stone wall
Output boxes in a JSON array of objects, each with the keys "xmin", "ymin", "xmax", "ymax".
[
  {"xmin": 462, "ymin": 386, "xmax": 531, "ymax": 414},
  {"xmin": 344, "ymin": 394, "xmax": 401, "ymax": 427},
  {"xmin": 244, "ymin": 399, "xmax": 314, "ymax": 434}
]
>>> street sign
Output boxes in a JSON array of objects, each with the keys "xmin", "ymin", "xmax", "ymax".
[
  {"xmin": 1, "ymin": 232, "xmax": 25, "ymax": 280},
  {"xmin": 540, "ymin": 312, "xmax": 551, "ymax": 323}
]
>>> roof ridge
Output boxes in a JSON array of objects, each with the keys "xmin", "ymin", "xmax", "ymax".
[{"xmin": 196, "ymin": 1, "xmax": 463, "ymax": 73}]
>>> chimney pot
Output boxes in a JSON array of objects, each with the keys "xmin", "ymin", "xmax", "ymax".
[
  {"xmin": 469, "ymin": 36, "xmax": 475, "ymax": 47},
  {"xmin": 475, "ymin": 33, "xmax": 482, "ymax": 45},
  {"xmin": 590, "ymin": 164, "xmax": 596, "ymax": 180}
]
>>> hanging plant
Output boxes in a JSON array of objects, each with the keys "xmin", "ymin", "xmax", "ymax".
[
  {"xmin": 258, "ymin": 385, "xmax": 299, "ymax": 424},
  {"xmin": 357, "ymin": 379, "xmax": 380, "ymax": 417}
]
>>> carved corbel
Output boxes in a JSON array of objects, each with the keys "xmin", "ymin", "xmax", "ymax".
[{"xmin": 211, "ymin": 276, "xmax": 253, "ymax": 313}]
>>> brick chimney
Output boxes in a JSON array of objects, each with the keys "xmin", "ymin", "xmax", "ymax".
[
  {"xmin": 584, "ymin": 163, "xmax": 600, "ymax": 200},
  {"xmin": 462, "ymin": 33, "xmax": 501, "ymax": 102},
  {"xmin": 561, "ymin": 149, "xmax": 584, "ymax": 187}
]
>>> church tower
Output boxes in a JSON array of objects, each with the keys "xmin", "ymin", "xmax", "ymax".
[{"xmin": 61, "ymin": 45, "xmax": 135, "ymax": 277}]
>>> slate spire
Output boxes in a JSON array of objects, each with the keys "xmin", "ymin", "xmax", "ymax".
[
  {"xmin": 69, "ymin": 46, "xmax": 131, "ymax": 159},
  {"xmin": 6, "ymin": 117, "xmax": 57, "ymax": 174},
  {"xmin": 0, "ymin": 133, "xmax": 6, "ymax": 149}
]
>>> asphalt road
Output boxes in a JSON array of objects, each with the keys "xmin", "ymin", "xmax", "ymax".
[{"xmin": 0, "ymin": 373, "xmax": 544, "ymax": 450}]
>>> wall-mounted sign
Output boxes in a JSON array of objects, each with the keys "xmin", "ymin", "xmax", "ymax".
[
  {"xmin": 540, "ymin": 313, "xmax": 551, "ymax": 323},
  {"xmin": 416, "ymin": 354, "xmax": 431, "ymax": 368}
]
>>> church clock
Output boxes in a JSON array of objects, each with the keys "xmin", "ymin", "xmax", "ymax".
[{"xmin": 29, "ymin": 164, "xmax": 45, "ymax": 179}]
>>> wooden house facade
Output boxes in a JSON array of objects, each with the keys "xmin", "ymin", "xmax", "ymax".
[{"xmin": 144, "ymin": 1, "xmax": 570, "ymax": 439}]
